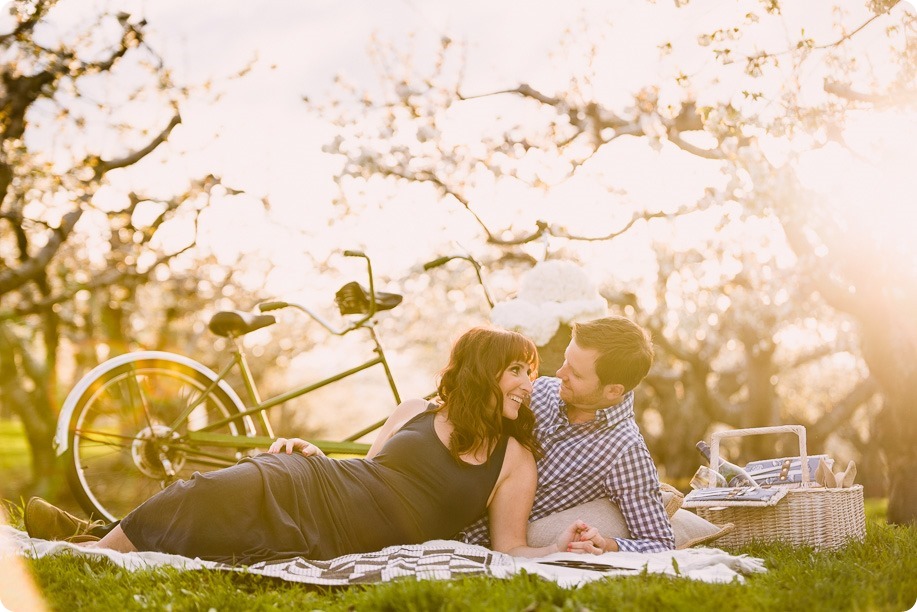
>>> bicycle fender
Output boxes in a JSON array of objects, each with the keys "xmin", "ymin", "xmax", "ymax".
[{"xmin": 53, "ymin": 351, "xmax": 247, "ymax": 456}]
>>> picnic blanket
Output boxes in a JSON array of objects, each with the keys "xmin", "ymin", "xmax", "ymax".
[{"xmin": 1, "ymin": 526, "xmax": 765, "ymax": 587}]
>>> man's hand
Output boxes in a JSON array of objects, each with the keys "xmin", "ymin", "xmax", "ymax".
[
  {"xmin": 564, "ymin": 522, "xmax": 621, "ymax": 553},
  {"xmin": 268, "ymin": 437, "xmax": 326, "ymax": 457},
  {"xmin": 556, "ymin": 521, "xmax": 605, "ymax": 555}
]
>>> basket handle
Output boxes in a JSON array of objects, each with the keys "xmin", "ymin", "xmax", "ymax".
[{"xmin": 710, "ymin": 425, "xmax": 811, "ymax": 487}]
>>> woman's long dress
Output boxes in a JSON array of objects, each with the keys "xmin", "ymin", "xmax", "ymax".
[{"xmin": 119, "ymin": 408, "xmax": 508, "ymax": 563}]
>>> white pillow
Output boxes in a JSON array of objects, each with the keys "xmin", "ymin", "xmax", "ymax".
[
  {"xmin": 670, "ymin": 508, "xmax": 735, "ymax": 549},
  {"xmin": 526, "ymin": 491, "xmax": 733, "ymax": 550}
]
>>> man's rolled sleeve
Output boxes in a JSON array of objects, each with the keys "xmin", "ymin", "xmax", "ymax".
[{"xmin": 606, "ymin": 443, "xmax": 675, "ymax": 553}]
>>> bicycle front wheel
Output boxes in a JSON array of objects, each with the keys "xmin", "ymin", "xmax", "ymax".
[{"xmin": 65, "ymin": 357, "xmax": 255, "ymax": 522}]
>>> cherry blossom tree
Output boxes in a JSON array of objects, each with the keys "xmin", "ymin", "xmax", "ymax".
[{"xmin": 0, "ymin": 0, "xmax": 250, "ymax": 497}]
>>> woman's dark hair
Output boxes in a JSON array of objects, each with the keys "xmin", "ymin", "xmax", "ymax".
[{"xmin": 436, "ymin": 327, "xmax": 541, "ymax": 462}]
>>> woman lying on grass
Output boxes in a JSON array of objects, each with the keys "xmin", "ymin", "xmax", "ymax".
[{"xmin": 27, "ymin": 327, "xmax": 604, "ymax": 564}]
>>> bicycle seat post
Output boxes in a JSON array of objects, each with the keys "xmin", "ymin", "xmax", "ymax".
[
  {"xmin": 364, "ymin": 323, "xmax": 401, "ymax": 406},
  {"xmin": 227, "ymin": 334, "xmax": 263, "ymax": 408}
]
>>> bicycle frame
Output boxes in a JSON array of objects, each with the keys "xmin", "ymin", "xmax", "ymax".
[
  {"xmin": 57, "ymin": 248, "xmax": 492, "ymax": 520},
  {"xmin": 182, "ymin": 321, "xmax": 401, "ymax": 457},
  {"xmin": 177, "ymin": 249, "xmax": 487, "ymax": 457}
]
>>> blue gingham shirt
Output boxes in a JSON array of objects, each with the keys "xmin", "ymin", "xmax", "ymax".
[{"xmin": 461, "ymin": 377, "xmax": 675, "ymax": 552}]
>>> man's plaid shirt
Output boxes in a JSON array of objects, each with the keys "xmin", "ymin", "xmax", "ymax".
[{"xmin": 461, "ymin": 377, "xmax": 675, "ymax": 552}]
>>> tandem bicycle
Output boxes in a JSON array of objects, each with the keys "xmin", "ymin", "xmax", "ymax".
[{"xmin": 52, "ymin": 250, "xmax": 489, "ymax": 521}]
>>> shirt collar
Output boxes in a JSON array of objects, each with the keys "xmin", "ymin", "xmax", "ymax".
[{"xmin": 559, "ymin": 390, "xmax": 635, "ymax": 427}]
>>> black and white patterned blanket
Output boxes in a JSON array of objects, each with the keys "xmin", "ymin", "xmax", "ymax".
[
  {"xmin": 240, "ymin": 541, "xmax": 514, "ymax": 585},
  {"xmin": 4, "ymin": 527, "xmax": 764, "ymax": 587},
  {"xmin": 3, "ymin": 529, "xmax": 513, "ymax": 586}
]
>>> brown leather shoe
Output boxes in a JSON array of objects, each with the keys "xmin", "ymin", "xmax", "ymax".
[
  {"xmin": 64, "ymin": 534, "xmax": 101, "ymax": 544},
  {"xmin": 24, "ymin": 497, "xmax": 100, "ymax": 541}
]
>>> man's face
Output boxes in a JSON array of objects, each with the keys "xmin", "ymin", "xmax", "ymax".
[{"xmin": 555, "ymin": 340, "xmax": 609, "ymax": 409}]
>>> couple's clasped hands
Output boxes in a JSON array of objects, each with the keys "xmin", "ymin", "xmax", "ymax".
[
  {"xmin": 268, "ymin": 437, "xmax": 326, "ymax": 458},
  {"xmin": 557, "ymin": 520, "xmax": 608, "ymax": 555}
]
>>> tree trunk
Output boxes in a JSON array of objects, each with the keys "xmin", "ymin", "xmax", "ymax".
[
  {"xmin": 886, "ymin": 455, "xmax": 917, "ymax": 525},
  {"xmin": 741, "ymin": 335, "xmax": 780, "ymax": 460},
  {"xmin": 25, "ymin": 424, "xmax": 63, "ymax": 499},
  {"xmin": 876, "ymin": 392, "xmax": 917, "ymax": 524},
  {"xmin": 642, "ymin": 371, "xmax": 711, "ymax": 483},
  {"xmin": 2, "ymin": 372, "xmax": 63, "ymax": 499},
  {"xmin": 861, "ymin": 316, "xmax": 917, "ymax": 525},
  {"xmin": 0, "ymin": 325, "xmax": 65, "ymax": 500},
  {"xmin": 536, "ymin": 324, "xmax": 571, "ymax": 378}
]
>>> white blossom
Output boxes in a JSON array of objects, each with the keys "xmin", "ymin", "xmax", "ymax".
[
  {"xmin": 491, "ymin": 260, "xmax": 608, "ymax": 345},
  {"xmin": 321, "ymin": 134, "xmax": 345, "ymax": 155},
  {"xmin": 518, "ymin": 260, "xmax": 602, "ymax": 303},
  {"xmin": 639, "ymin": 112, "xmax": 667, "ymax": 139},
  {"xmin": 416, "ymin": 125, "xmax": 439, "ymax": 142},
  {"xmin": 491, "ymin": 300, "xmax": 561, "ymax": 346}
]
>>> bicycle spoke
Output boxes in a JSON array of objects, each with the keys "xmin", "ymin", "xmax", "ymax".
[
  {"xmin": 68, "ymin": 358, "xmax": 250, "ymax": 521},
  {"xmin": 72, "ymin": 429, "xmax": 138, "ymax": 445},
  {"xmin": 125, "ymin": 365, "xmax": 157, "ymax": 433},
  {"xmin": 100, "ymin": 382, "xmax": 141, "ymax": 430},
  {"xmin": 167, "ymin": 381, "xmax": 214, "ymax": 432}
]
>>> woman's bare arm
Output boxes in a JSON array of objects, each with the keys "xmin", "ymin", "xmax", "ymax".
[{"xmin": 487, "ymin": 440, "xmax": 603, "ymax": 558}]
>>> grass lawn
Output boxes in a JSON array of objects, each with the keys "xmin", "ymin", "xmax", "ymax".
[
  {"xmin": 1, "ymin": 420, "xmax": 914, "ymax": 611},
  {"xmin": 1, "ymin": 499, "xmax": 913, "ymax": 611},
  {"xmin": 0, "ymin": 419, "xmax": 30, "ymax": 466},
  {"xmin": 0, "ymin": 419, "xmax": 31, "ymax": 500}
]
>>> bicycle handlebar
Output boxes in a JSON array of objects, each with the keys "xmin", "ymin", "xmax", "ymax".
[
  {"xmin": 422, "ymin": 253, "xmax": 494, "ymax": 309},
  {"xmin": 258, "ymin": 249, "xmax": 492, "ymax": 336},
  {"xmin": 258, "ymin": 300, "xmax": 358, "ymax": 336},
  {"xmin": 422, "ymin": 256, "xmax": 452, "ymax": 271}
]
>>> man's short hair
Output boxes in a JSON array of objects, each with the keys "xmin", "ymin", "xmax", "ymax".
[{"xmin": 572, "ymin": 316, "xmax": 654, "ymax": 393}]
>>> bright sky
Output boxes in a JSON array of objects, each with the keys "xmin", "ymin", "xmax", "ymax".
[
  {"xmin": 18, "ymin": 1, "xmax": 917, "ymax": 279},
  {"xmin": 126, "ymin": 2, "xmax": 616, "ymax": 293},
  {"xmin": 111, "ymin": 0, "xmax": 913, "ymax": 289}
]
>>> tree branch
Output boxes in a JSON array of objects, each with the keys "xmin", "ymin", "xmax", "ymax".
[
  {"xmin": 0, "ymin": 207, "xmax": 83, "ymax": 295},
  {"xmin": 70, "ymin": 15, "xmax": 145, "ymax": 77},
  {"xmin": 0, "ymin": 71, "xmax": 58, "ymax": 140},
  {"xmin": 787, "ymin": 344, "xmax": 837, "ymax": 369},
  {"xmin": 0, "ymin": 243, "xmax": 196, "ymax": 320},
  {"xmin": 551, "ymin": 209, "xmax": 681, "ymax": 241},
  {"xmin": 824, "ymin": 80, "xmax": 917, "ymax": 106},
  {"xmin": 810, "ymin": 376, "xmax": 880, "ymax": 440},
  {"xmin": 0, "ymin": 2, "xmax": 51, "ymax": 46},
  {"xmin": 741, "ymin": 7, "xmax": 893, "ymax": 65},
  {"xmin": 666, "ymin": 129, "xmax": 726, "ymax": 160},
  {"xmin": 93, "ymin": 112, "xmax": 181, "ymax": 177}
]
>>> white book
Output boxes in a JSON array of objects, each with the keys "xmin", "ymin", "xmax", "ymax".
[
  {"xmin": 743, "ymin": 455, "xmax": 832, "ymax": 485},
  {"xmin": 683, "ymin": 485, "xmax": 789, "ymax": 507}
]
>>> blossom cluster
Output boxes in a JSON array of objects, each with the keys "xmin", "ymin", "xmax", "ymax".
[{"xmin": 490, "ymin": 260, "xmax": 608, "ymax": 345}]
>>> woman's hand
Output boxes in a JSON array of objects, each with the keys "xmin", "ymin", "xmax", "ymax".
[
  {"xmin": 267, "ymin": 437, "xmax": 326, "ymax": 458},
  {"xmin": 556, "ymin": 520, "xmax": 607, "ymax": 555}
]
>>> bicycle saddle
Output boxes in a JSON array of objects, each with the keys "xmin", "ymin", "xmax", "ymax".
[
  {"xmin": 335, "ymin": 281, "xmax": 403, "ymax": 315},
  {"xmin": 208, "ymin": 310, "xmax": 276, "ymax": 337}
]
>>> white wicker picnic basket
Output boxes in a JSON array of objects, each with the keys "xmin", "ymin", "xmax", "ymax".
[{"xmin": 685, "ymin": 425, "xmax": 866, "ymax": 550}]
